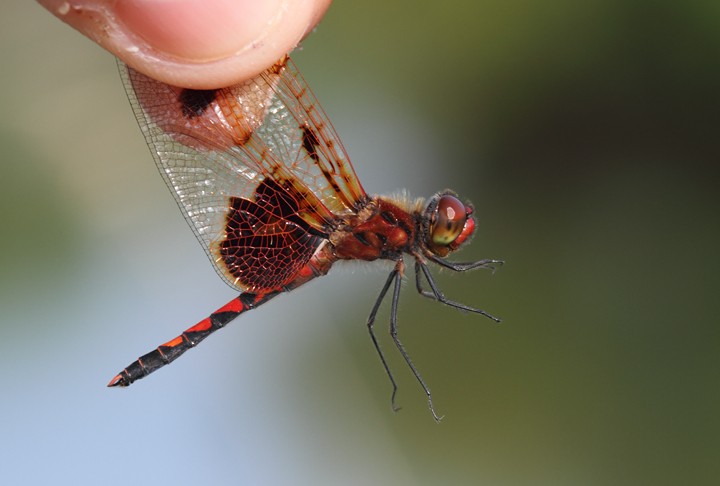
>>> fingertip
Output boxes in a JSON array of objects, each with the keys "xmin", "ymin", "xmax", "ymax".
[
  {"xmin": 39, "ymin": 0, "xmax": 334, "ymax": 89},
  {"xmin": 114, "ymin": 0, "xmax": 285, "ymax": 63}
]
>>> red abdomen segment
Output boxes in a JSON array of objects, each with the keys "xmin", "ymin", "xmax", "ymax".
[
  {"xmin": 108, "ymin": 247, "xmax": 336, "ymax": 387},
  {"xmin": 107, "ymin": 291, "xmax": 279, "ymax": 387}
]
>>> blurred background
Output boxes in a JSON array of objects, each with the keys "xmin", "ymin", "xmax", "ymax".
[{"xmin": 1, "ymin": 1, "xmax": 718, "ymax": 485}]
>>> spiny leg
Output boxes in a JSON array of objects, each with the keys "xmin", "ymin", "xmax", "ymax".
[
  {"xmin": 367, "ymin": 268, "xmax": 402, "ymax": 411},
  {"xmin": 388, "ymin": 262, "xmax": 443, "ymax": 422},
  {"xmin": 429, "ymin": 255, "xmax": 504, "ymax": 273},
  {"xmin": 415, "ymin": 260, "xmax": 501, "ymax": 322}
]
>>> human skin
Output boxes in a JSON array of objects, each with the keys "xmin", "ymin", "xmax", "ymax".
[{"xmin": 37, "ymin": 0, "xmax": 333, "ymax": 89}]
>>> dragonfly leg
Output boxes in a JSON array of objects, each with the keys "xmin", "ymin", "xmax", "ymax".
[
  {"xmin": 367, "ymin": 268, "xmax": 401, "ymax": 412},
  {"xmin": 387, "ymin": 261, "xmax": 444, "ymax": 422},
  {"xmin": 429, "ymin": 255, "xmax": 504, "ymax": 273},
  {"xmin": 415, "ymin": 260, "xmax": 501, "ymax": 322}
]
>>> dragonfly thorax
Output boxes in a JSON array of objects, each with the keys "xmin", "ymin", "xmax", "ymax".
[{"xmin": 329, "ymin": 197, "xmax": 417, "ymax": 262}]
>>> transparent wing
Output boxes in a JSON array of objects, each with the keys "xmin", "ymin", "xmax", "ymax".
[{"xmin": 120, "ymin": 56, "xmax": 366, "ymax": 291}]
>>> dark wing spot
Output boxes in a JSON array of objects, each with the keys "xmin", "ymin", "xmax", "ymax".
[
  {"xmin": 301, "ymin": 124, "xmax": 321, "ymax": 163},
  {"xmin": 178, "ymin": 89, "xmax": 217, "ymax": 118}
]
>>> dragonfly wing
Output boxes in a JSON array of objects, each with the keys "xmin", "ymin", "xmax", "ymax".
[
  {"xmin": 120, "ymin": 56, "xmax": 363, "ymax": 292},
  {"xmin": 259, "ymin": 58, "xmax": 367, "ymax": 214}
]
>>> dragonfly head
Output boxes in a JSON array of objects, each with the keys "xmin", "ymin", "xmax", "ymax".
[{"xmin": 423, "ymin": 191, "xmax": 476, "ymax": 257}]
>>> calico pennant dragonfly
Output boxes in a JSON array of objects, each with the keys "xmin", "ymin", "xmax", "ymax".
[{"xmin": 108, "ymin": 55, "xmax": 501, "ymax": 420}]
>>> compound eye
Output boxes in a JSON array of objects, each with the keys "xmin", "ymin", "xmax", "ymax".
[{"xmin": 430, "ymin": 195, "xmax": 468, "ymax": 246}]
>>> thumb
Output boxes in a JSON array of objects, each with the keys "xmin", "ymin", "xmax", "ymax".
[{"xmin": 38, "ymin": 0, "xmax": 333, "ymax": 89}]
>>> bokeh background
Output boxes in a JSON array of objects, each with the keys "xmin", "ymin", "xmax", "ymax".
[{"xmin": 2, "ymin": 1, "xmax": 718, "ymax": 485}]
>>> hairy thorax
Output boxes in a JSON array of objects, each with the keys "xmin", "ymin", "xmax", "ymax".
[{"xmin": 328, "ymin": 197, "xmax": 419, "ymax": 262}]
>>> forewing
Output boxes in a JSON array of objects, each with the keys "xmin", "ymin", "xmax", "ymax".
[
  {"xmin": 120, "ymin": 56, "xmax": 365, "ymax": 291},
  {"xmin": 257, "ymin": 58, "xmax": 367, "ymax": 213}
]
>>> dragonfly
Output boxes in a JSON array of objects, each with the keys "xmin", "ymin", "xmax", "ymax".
[{"xmin": 108, "ymin": 55, "xmax": 502, "ymax": 420}]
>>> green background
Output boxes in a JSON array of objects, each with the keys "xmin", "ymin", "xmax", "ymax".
[{"xmin": 1, "ymin": 1, "xmax": 718, "ymax": 484}]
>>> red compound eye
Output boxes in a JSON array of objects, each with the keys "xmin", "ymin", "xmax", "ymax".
[{"xmin": 430, "ymin": 195, "xmax": 467, "ymax": 246}]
